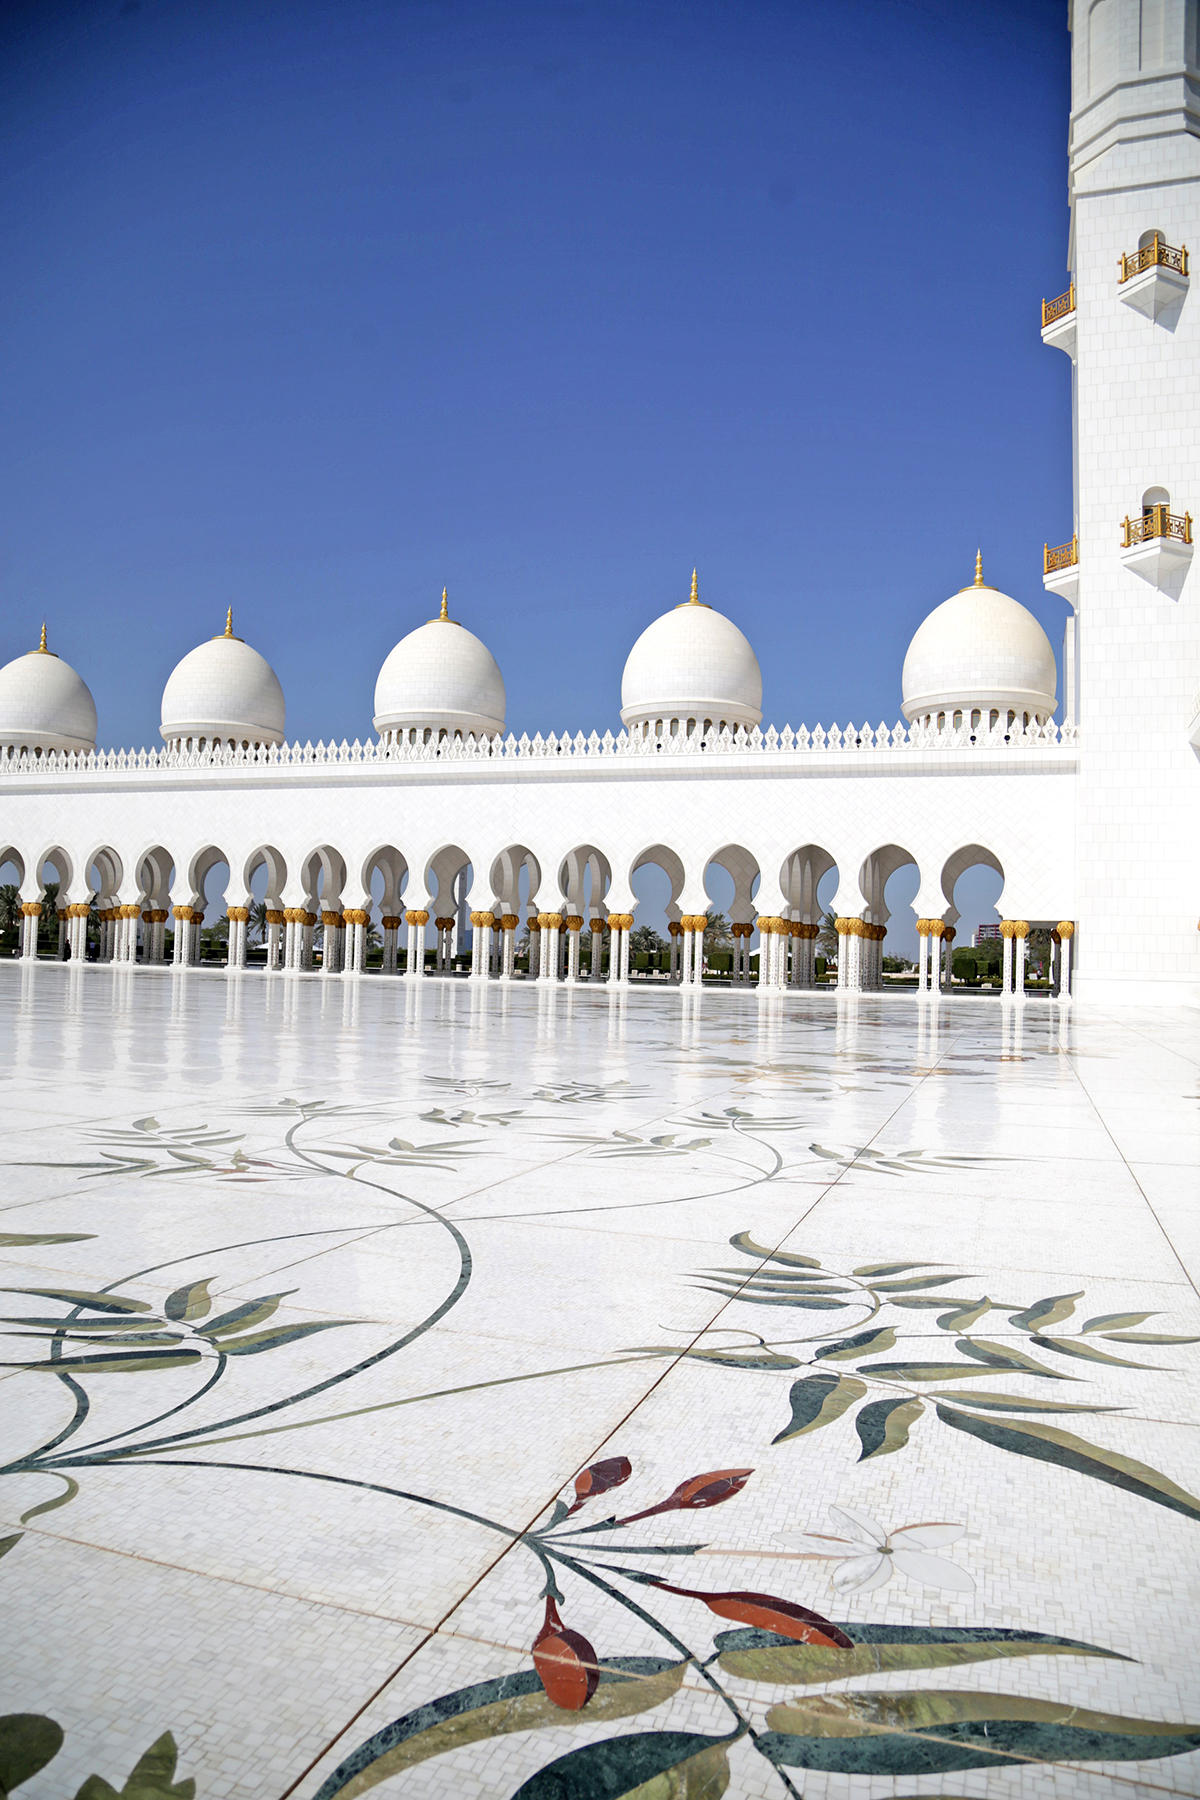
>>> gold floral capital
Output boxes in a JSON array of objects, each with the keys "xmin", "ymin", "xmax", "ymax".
[
  {"xmin": 607, "ymin": 913, "xmax": 634, "ymax": 930},
  {"xmin": 500, "ymin": 914, "xmax": 519, "ymax": 931},
  {"xmin": 434, "ymin": 916, "xmax": 455, "ymax": 933},
  {"xmin": 757, "ymin": 915, "xmax": 785, "ymax": 933},
  {"xmin": 265, "ymin": 909, "xmax": 285, "ymax": 925},
  {"xmin": 405, "ymin": 909, "xmax": 430, "ymax": 926},
  {"xmin": 1057, "ymin": 921, "xmax": 1075, "ymax": 939},
  {"xmin": 469, "ymin": 911, "xmax": 495, "ymax": 928},
  {"xmin": 283, "ymin": 907, "xmax": 314, "ymax": 925},
  {"xmin": 564, "ymin": 915, "xmax": 584, "ymax": 932},
  {"xmin": 321, "ymin": 911, "xmax": 344, "ymax": 929},
  {"xmin": 589, "ymin": 917, "xmax": 607, "ymax": 934},
  {"xmin": 226, "ymin": 907, "xmax": 251, "ymax": 923},
  {"xmin": 380, "ymin": 915, "xmax": 403, "ymax": 930},
  {"xmin": 20, "ymin": 901, "xmax": 42, "ymax": 917},
  {"xmin": 343, "ymin": 909, "xmax": 371, "ymax": 927},
  {"xmin": 537, "ymin": 912, "xmax": 564, "ymax": 929},
  {"xmin": 667, "ymin": 920, "xmax": 682, "ymax": 936}
]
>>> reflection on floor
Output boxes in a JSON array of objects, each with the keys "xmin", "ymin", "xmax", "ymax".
[{"xmin": 1, "ymin": 963, "xmax": 1198, "ymax": 1799}]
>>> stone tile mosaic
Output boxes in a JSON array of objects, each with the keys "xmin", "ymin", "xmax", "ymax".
[{"xmin": 0, "ymin": 963, "xmax": 1198, "ymax": 1799}]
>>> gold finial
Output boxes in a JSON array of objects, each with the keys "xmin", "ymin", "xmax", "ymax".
[
  {"xmin": 974, "ymin": 548, "xmax": 984, "ymax": 587},
  {"xmin": 224, "ymin": 607, "xmax": 234, "ymax": 637},
  {"xmin": 37, "ymin": 621, "xmax": 47, "ymax": 653},
  {"xmin": 689, "ymin": 568, "xmax": 699, "ymax": 605},
  {"xmin": 439, "ymin": 586, "xmax": 449, "ymax": 622}
]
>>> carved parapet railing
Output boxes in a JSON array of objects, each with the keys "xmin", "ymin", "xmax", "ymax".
[
  {"xmin": 1041, "ymin": 284, "xmax": 1075, "ymax": 326},
  {"xmin": 1122, "ymin": 507, "xmax": 1192, "ymax": 548},
  {"xmin": 1044, "ymin": 535, "xmax": 1078, "ymax": 573},
  {"xmin": 1119, "ymin": 236, "xmax": 1188, "ymax": 282}
]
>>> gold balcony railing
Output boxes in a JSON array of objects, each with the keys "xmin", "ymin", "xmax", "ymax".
[
  {"xmin": 1119, "ymin": 235, "xmax": 1189, "ymax": 283},
  {"xmin": 1044, "ymin": 535, "xmax": 1078, "ymax": 574},
  {"xmin": 1041, "ymin": 285, "xmax": 1075, "ymax": 327},
  {"xmin": 1122, "ymin": 506, "xmax": 1193, "ymax": 548}
]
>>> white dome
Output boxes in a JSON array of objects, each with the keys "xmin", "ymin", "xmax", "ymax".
[
  {"xmin": 0, "ymin": 630, "xmax": 97, "ymax": 754},
  {"xmin": 901, "ymin": 562, "xmax": 1058, "ymax": 728},
  {"xmin": 373, "ymin": 595, "xmax": 505, "ymax": 741},
  {"xmin": 160, "ymin": 613, "xmax": 285, "ymax": 748},
  {"xmin": 620, "ymin": 574, "xmax": 762, "ymax": 737}
]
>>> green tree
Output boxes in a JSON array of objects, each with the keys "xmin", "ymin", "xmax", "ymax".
[
  {"xmin": 630, "ymin": 923, "xmax": 664, "ymax": 954},
  {"xmin": 817, "ymin": 907, "xmax": 840, "ymax": 963},
  {"xmin": 703, "ymin": 911, "xmax": 732, "ymax": 944},
  {"xmin": 249, "ymin": 899, "xmax": 269, "ymax": 944}
]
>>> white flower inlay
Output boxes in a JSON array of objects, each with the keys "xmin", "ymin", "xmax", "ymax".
[{"xmin": 780, "ymin": 1505, "xmax": 973, "ymax": 1594}]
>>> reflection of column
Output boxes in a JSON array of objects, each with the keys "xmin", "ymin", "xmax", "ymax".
[
  {"xmin": 1057, "ymin": 921, "xmax": 1074, "ymax": 999},
  {"xmin": 564, "ymin": 915, "xmax": 583, "ymax": 982},
  {"xmin": 344, "ymin": 908, "xmax": 370, "ymax": 973},
  {"xmin": 470, "ymin": 911, "xmax": 494, "ymax": 979},
  {"xmin": 381, "ymin": 914, "xmax": 402, "ymax": 972},
  {"xmin": 405, "ymin": 908, "xmax": 429, "ymax": 978},
  {"xmin": 227, "ymin": 907, "xmax": 249, "ymax": 969},
  {"xmin": 589, "ymin": 917, "xmax": 605, "ymax": 981},
  {"xmin": 499, "ymin": 914, "xmax": 518, "ymax": 980}
]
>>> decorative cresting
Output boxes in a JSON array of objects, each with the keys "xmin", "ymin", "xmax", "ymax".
[
  {"xmin": 1057, "ymin": 920, "xmax": 1075, "ymax": 939},
  {"xmin": 537, "ymin": 912, "xmax": 564, "ymax": 929},
  {"xmin": 1119, "ymin": 234, "xmax": 1188, "ymax": 282},
  {"xmin": 226, "ymin": 907, "xmax": 251, "ymax": 923},
  {"xmin": 500, "ymin": 914, "xmax": 520, "ymax": 931},
  {"xmin": 564, "ymin": 915, "xmax": 584, "ymax": 932},
  {"xmin": 1122, "ymin": 506, "xmax": 1192, "ymax": 547},
  {"xmin": 1044, "ymin": 535, "xmax": 1078, "ymax": 573},
  {"xmin": 283, "ymin": 907, "xmax": 316, "ymax": 926},
  {"xmin": 380, "ymin": 914, "xmax": 403, "ymax": 930},
  {"xmin": 343, "ymin": 909, "xmax": 371, "ymax": 927},
  {"xmin": 1041, "ymin": 284, "xmax": 1075, "ymax": 326},
  {"xmin": 469, "ymin": 910, "xmax": 495, "ymax": 928},
  {"xmin": 404, "ymin": 909, "xmax": 430, "ymax": 926},
  {"xmin": 589, "ymin": 916, "xmax": 607, "ymax": 934},
  {"xmin": 607, "ymin": 913, "xmax": 634, "ymax": 930}
]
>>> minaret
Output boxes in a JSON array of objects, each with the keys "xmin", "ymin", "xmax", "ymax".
[{"xmin": 1061, "ymin": 0, "xmax": 1200, "ymax": 1001}]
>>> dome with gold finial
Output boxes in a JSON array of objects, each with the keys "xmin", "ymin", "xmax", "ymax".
[
  {"xmin": 620, "ymin": 570, "xmax": 763, "ymax": 741},
  {"xmin": 373, "ymin": 589, "xmax": 506, "ymax": 744},
  {"xmin": 0, "ymin": 623, "xmax": 98, "ymax": 755},
  {"xmin": 901, "ymin": 551, "xmax": 1058, "ymax": 731},
  {"xmin": 160, "ymin": 610, "xmax": 286, "ymax": 750}
]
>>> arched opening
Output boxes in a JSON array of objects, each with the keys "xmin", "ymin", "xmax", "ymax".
[
  {"xmin": 242, "ymin": 845, "xmax": 287, "ymax": 964},
  {"xmin": 703, "ymin": 844, "xmax": 760, "ymax": 984},
  {"xmin": 34, "ymin": 847, "xmax": 72, "ymax": 958},
  {"xmin": 360, "ymin": 846, "xmax": 407, "ymax": 971},
  {"xmin": 86, "ymin": 847, "xmax": 124, "ymax": 963},
  {"xmin": 425, "ymin": 845, "xmax": 471, "ymax": 975},
  {"xmin": 0, "ymin": 847, "xmax": 26, "ymax": 957},
  {"xmin": 301, "ymin": 845, "xmax": 349, "ymax": 970},
  {"xmin": 941, "ymin": 845, "xmax": 1006, "ymax": 989},
  {"xmin": 1138, "ymin": 228, "xmax": 1164, "ymax": 250},
  {"xmin": 859, "ymin": 843, "xmax": 921, "ymax": 988},
  {"xmin": 489, "ymin": 843, "xmax": 540, "ymax": 976},
  {"xmin": 188, "ymin": 847, "xmax": 232, "ymax": 963},
  {"xmin": 558, "ymin": 845, "xmax": 611, "ymax": 979},
  {"xmin": 630, "ymin": 844, "xmax": 685, "ymax": 981},
  {"xmin": 781, "ymin": 844, "xmax": 838, "ymax": 985}
]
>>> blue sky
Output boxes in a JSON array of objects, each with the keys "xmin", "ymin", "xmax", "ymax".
[{"xmin": 0, "ymin": 0, "xmax": 1073, "ymax": 947}]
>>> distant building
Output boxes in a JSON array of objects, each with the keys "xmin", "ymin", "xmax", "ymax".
[{"xmin": 974, "ymin": 925, "xmax": 1003, "ymax": 946}]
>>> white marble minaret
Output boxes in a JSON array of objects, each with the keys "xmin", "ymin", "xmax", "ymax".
[{"xmin": 1060, "ymin": 0, "xmax": 1200, "ymax": 1000}]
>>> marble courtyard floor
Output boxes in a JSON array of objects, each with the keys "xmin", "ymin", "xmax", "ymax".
[{"xmin": 1, "ymin": 965, "xmax": 1198, "ymax": 1800}]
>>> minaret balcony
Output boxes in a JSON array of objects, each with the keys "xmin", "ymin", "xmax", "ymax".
[
  {"xmin": 1118, "ymin": 236, "xmax": 1189, "ymax": 323},
  {"xmin": 1040, "ymin": 285, "xmax": 1075, "ymax": 356},
  {"xmin": 1120, "ymin": 506, "xmax": 1193, "ymax": 586},
  {"xmin": 1043, "ymin": 535, "xmax": 1078, "ymax": 602}
]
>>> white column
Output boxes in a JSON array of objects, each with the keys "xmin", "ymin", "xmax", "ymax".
[
  {"xmin": 589, "ymin": 920, "xmax": 605, "ymax": 981},
  {"xmin": 835, "ymin": 922, "xmax": 850, "ymax": 991},
  {"xmin": 381, "ymin": 917, "xmax": 401, "ymax": 972},
  {"xmin": 345, "ymin": 910, "xmax": 369, "ymax": 974},
  {"xmin": 227, "ymin": 909, "xmax": 249, "ymax": 969},
  {"xmin": 565, "ymin": 918, "xmax": 582, "ymax": 982},
  {"xmin": 19, "ymin": 902, "xmax": 41, "ymax": 960},
  {"xmin": 1014, "ymin": 926, "xmax": 1028, "ymax": 1001},
  {"xmin": 607, "ymin": 915, "xmax": 628, "ymax": 986},
  {"xmin": 1058, "ymin": 924, "xmax": 1074, "ymax": 999},
  {"xmin": 266, "ymin": 913, "xmax": 284, "ymax": 971},
  {"xmin": 470, "ymin": 912, "xmax": 493, "ymax": 979},
  {"xmin": 321, "ymin": 913, "xmax": 345, "ymax": 974},
  {"xmin": 1002, "ymin": 929, "xmax": 1015, "ymax": 997},
  {"xmin": 620, "ymin": 923, "xmax": 632, "ymax": 982},
  {"xmin": 917, "ymin": 927, "xmax": 929, "ymax": 993},
  {"xmin": 405, "ymin": 910, "xmax": 428, "ymax": 978},
  {"xmin": 500, "ymin": 916, "xmax": 518, "ymax": 981},
  {"xmin": 692, "ymin": 922, "xmax": 705, "ymax": 985},
  {"xmin": 929, "ymin": 926, "xmax": 942, "ymax": 993}
]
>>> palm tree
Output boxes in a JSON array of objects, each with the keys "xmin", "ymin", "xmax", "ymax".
[
  {"xmin": 817, "ymin": 908, "xmax": 840, "ymax": 964},
  {"xmin": 703, "ymin": 910, "xmax": 732, "ymax": 945},
  {"xmin": 249, "ymin": 900, "xmax": 269, "ymax": 945},
  {"xmin": 0, "ymin": 883, "xmax": 20, "ymax": 953}
]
